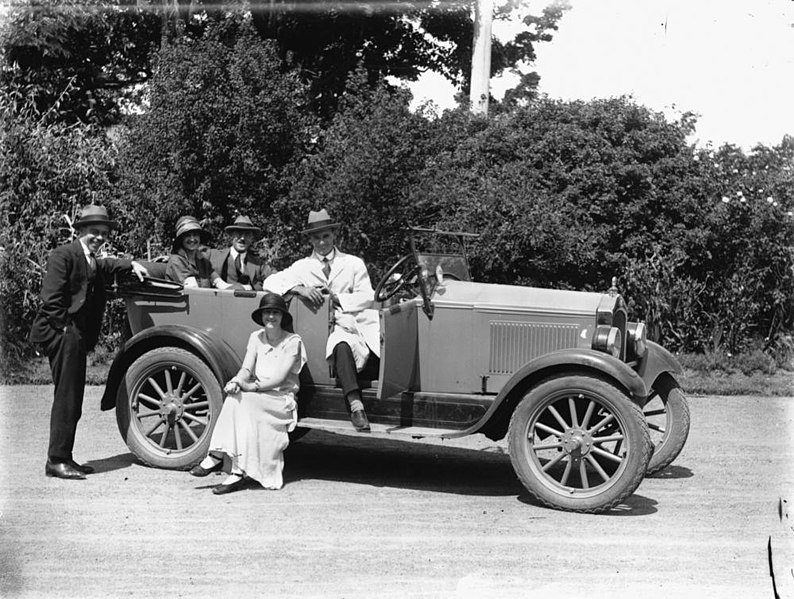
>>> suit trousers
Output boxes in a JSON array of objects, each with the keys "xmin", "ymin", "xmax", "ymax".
[
  {"xmin": 44, "ymin": 325, "xmax": 87, "ymax": 462},
  {"xmin": 332, "ymin": 342, "xmax": 380, "ymax": 401}
]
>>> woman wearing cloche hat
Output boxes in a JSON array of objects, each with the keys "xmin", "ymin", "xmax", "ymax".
[
  {"xmin": 165, "ymin": 216, "xmax": 232, "ymax": 289},
  {"xmin": 189, "ymin": 293, "xmax": 306, "ymax": 494}
]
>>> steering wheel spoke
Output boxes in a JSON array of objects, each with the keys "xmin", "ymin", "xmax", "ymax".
[{"xmin": 374, "ymin": 255, "xmax": 421, "ymax": 302}]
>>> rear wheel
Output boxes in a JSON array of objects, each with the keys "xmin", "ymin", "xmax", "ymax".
[
  {"xmin": 116, "ymin": 347, "xmax": 223, "ymax": 469},
  {"xmin": 507, "ymin": 375, "xmax": 652, "ymax": 513},
  {"xmin": 644, "ymin": 375, "xmax": 690, "ymax": 475}
]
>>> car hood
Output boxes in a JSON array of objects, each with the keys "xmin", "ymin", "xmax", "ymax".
[{"xmin": 433, "ymin": 280, "xmax": 611, "ymax": 316}]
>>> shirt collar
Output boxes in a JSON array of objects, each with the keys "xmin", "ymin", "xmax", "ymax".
[
  {"xmin": 230, "ymin": 247, "xmax": 246, "ymax": 261},
  {"xmin": 313, "ymin": 248, "xmax": 336, "ymax": 263},
  {"xmin": 78, "ymin": 239, "xmax": 93, "ymax": 259}
]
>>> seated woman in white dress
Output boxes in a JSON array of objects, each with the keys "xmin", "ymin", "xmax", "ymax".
[{"xmin": 189, "ymin": 293, "xmax": 306, "ymax": 495}]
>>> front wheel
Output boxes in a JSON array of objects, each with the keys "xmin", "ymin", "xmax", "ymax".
[
  {"xmin": 644, "ymin": 375, "xmax": 690, "ymax": 475},
  {"xmin": 507, "ymin": 375, "xmax": 652, "ymax": 513},
  {"xmin": 116, "ymin": 347, "xmax": 224, "ymax": 469}
]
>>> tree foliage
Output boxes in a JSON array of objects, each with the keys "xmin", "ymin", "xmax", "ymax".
[
  {"xmin": 1, "ymin": 0, "xmax": 567, "ymax": 122},
  {"xmin": 116, "ymin": 18, "xmax": 317, "ymax": 257}
]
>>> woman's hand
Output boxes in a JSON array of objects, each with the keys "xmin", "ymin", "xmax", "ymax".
[
  {"xmin": 238, "ymin": 380, "xmax": 259, "ymax": 392},
  {"xmin": 224, "ymin": 380, "xmax": 241, "ymax": 394}
]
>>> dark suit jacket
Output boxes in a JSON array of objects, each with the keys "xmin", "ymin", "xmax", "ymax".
[
  {"xmin": 207, "ymin": 248, "xmax": 272, "ymax": 291},
  {"xmin": 29, "ymin": 240, "xmax": 131, "ymax": 351}
]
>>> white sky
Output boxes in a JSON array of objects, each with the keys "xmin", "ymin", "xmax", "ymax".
[{"xmin": 410, "ymin": 0, "xmax": 794, "ymax": 150}]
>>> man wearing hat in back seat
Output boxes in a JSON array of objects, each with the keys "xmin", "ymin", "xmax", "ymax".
[
  {"xmin": 263, "ymin": 208, "xmax": 380, "ymax": 432},
  {"xmin": 207, "ymin": 215, "xmax": 272, "ymax": 291},
  {"xmin": 30, "ymin": 205, "xmax": 148, "ymax": 479}
]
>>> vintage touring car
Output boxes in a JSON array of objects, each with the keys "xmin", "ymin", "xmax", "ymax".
[{"xmin": 101, "ymin": 227, "xmax": 690, "ymax": 513}]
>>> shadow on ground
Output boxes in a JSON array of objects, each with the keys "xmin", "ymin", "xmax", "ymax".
[{"xmin": 284, "ymin": 430, "xmax": 521, "ymax": 497}]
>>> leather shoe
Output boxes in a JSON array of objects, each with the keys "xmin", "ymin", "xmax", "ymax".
[
  {"xmin": 69, "ymin": 460, "xmax": 95, "ymax": 474},
  {"xmin": 212, "ymin": 476, "xmax": 248, "ymax": 495},
  {"xmin": 189, "ymin": 461, "xmax": 223, "ymax": 477},
  {"xmin": 45, "ymin": 460, "xmax": 86, "ymax": 480},
  {"xmin": 351, "ymin": 409, "xmax": 371, "ymax": 432}
]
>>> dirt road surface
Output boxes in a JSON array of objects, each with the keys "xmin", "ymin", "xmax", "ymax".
[{"xmin": 0, "ymin": 386, "xmax": 792, "ymax": 598}]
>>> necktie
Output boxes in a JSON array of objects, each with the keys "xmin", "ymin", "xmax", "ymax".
[
  {"xmin": 234, "ymin": 253, "xmax": 243, "ymax": 277},
  {"xmin": 88, "ymin": 252, "xmax": 97, "ymax": 276},
  {"xmin": 322, "ymin": 258, "xmax": 331, "ymax": 279}
]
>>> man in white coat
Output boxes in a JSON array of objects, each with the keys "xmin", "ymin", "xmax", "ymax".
[{"xmin": 263, "ymin": 209, "xmax": 379, "ymax": 431}]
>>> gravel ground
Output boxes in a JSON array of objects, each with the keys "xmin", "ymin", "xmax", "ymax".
[{"xmin": 0, "ymin": 386, "xmax": 792, "ymax": 598}]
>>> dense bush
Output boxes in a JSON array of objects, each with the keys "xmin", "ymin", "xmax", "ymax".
[
  {"xmin": 409, "ymin": 98, "xmax": 794, "ymax": 356},
  {"xmin": 0, "ymin": 84, "xmax": 127, "ymax": 381},
  {"xmin": 115, "ymin": 17, "xmax": 317, "ymax": 259}
]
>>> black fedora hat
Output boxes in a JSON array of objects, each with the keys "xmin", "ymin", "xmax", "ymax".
[{"xmin": 251, "ymin": 293, "xmax": 293, "ymax": 331}]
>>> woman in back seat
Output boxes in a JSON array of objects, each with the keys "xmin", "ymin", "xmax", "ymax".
[{"xmin": 165, "ymin": 216, "xmax": 231, "ymax": 289}]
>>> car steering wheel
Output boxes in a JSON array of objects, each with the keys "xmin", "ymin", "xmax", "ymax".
[{"xmin": 374, "ymin": 255, "xmax": 421, "ymax": 302}]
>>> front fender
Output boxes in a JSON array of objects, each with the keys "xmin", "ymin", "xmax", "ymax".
[
  {"xmin": 100, "ymin": 325, "xmax": 241, "ymax": 411},
  {"xmin": 456, "ymin": 348, "xmax": 648, "ymax": 440},
  {"xmin": 636, "ymin": 340, "xmax": 683, "ymax": 391}
]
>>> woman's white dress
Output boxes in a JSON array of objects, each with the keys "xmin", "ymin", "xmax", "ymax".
[{"xmin": 208, "ymin": 330, "xmax": 306, "ymax": 489}]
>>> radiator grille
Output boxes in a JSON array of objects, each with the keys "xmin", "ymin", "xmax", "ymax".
[{"xmin": 488, "ymin": 320, "xmax": 579, "ymax": 375}]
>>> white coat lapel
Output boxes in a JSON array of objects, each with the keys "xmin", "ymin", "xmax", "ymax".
[{"xmin": 326, "ymin": 250, "xmax": 346, "ymax": 288}]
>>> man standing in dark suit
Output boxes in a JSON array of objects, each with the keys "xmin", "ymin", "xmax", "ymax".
[
  {"xmin": 207, "ymin": 215, "xmax": 272, "ymax": 290},
  {"xmin": 29, "ymin": 205, "xmax": 148, "ymax": 480}
]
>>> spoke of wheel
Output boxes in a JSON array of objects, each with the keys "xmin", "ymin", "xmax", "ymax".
[
  {"xmin": 588, "ymin": 413, "xmax": 615, "ymax": 435},
  {"xmin": 183, "ymin": 401, "xmax": 209, "ymax": 411},
  {"xmin": 586, "ymin": 454, "xmax": 611, "ymax": 483},
  {"xmin": 138, "ymin": 394, "xmax": 161, "ymax": 409},
  {"xmin": 568, "ymin": 397, "xmax": 579, "ymax": 428},
  {"xmin": 137, "ymin": 412, "xmax": 161, "ymax": 420},
  {"xmin": 159, "ymin": 424, "xmax": 171, "ymax": 447},
  {"xmin": 147, "ymin": 376, "xmax": 167, "ymax": 400},
  {"xmin": 541, "ymin": 451, "xmax": 568, "ymax": 472},
  {"xmin": 174, "ymin": 422, "xmax": 183, "ymax": 450},
  {"xmin": 648, "ymin": 422, "xmax": 665, "ymax": 434},
  {"xmin": 143, "ymin": 419, "xmax": 163, "ymax": 438},
  {"xmin": 591, "ymin": 446, "xmax": 624, "ymax": 464},
  {"xmin": 182, "ymin": 412, "xmax": 208, "ymax": 426},
  {"xmin": 176, "ymin": 371, "xmax": 188, "ymax": 395},
  {"xmin": 547, "ymin": 405, "xmax": 570, "ymax": 431},
  {"xmin": 560, "ymin": 458, "xmax": 573, "ymax": 486},
  {"xmin": 591, "ymin": 433, "xmax": 625, "ymax": 444},
  {"xmin": 644, "ymin": 408, "xmax": 665, "ymax": 417},
  {"xmin": 181, "ymin": 382, "xmax": 202, "ymax": 403},
  {"xmin": 579, "ymin": 459, "xmax": 589, "ymax": 489},
  {"xmin": 534, "ymin": 422, "xmax": 564, "ymax": 437},
  {"xmin": 165, "ymin": 369, "xmax": 174, "ymax": 394},
  {"xmin": 178, "ymin": 420, "xmax": 199, "ymax": 443},
  {"xmin": 581, "ymin": 400, "xmax": 596, "ymax": 430},
  {"xmin": 533, "ymin": 441, "xmax": 565, "ymax": 451}
]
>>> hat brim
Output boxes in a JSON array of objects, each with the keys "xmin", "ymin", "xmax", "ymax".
[
  {"xmin": 301, "ymin": 221, "xmax": 340, "ymax": 235},
  {"xmin": 225, "ymin": 225, "xmax": 261, "ymax": 235},
  {"xmin": 251, "ymin": 306, "xmax": 293, "ymax": 331},
  {"xmin": 74, "ymin": 217, "xmax": 118, "ymax": 230},
  {"xmin": 172, "ymin": 229, "xmax": 212, "ymax": 251}
]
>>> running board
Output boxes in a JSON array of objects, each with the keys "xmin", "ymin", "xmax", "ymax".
[{"xmin": 296, "ymin": 417, "xmax": 462, "ymax": 439}]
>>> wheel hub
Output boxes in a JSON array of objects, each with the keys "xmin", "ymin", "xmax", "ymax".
[
  {"xmin": 159, "ymin": 392, "xmax": 185, "ymax": 423},
  {"xmin": 561, "ymin": 429, "xmax": 593, "ymax": 457}
]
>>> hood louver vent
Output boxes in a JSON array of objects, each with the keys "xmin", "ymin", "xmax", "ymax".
[{"xmin": 488, "ymin": 320, "xmax": 579, "ymax": 375}]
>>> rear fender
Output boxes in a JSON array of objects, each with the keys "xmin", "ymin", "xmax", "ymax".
[
  {"xmin": 100, "ymin": 325, "xmax": 240, "ymax": 411},
  {"xmin": 467, "ymin": 348, "xmax": 648, "ymax": 440}
]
